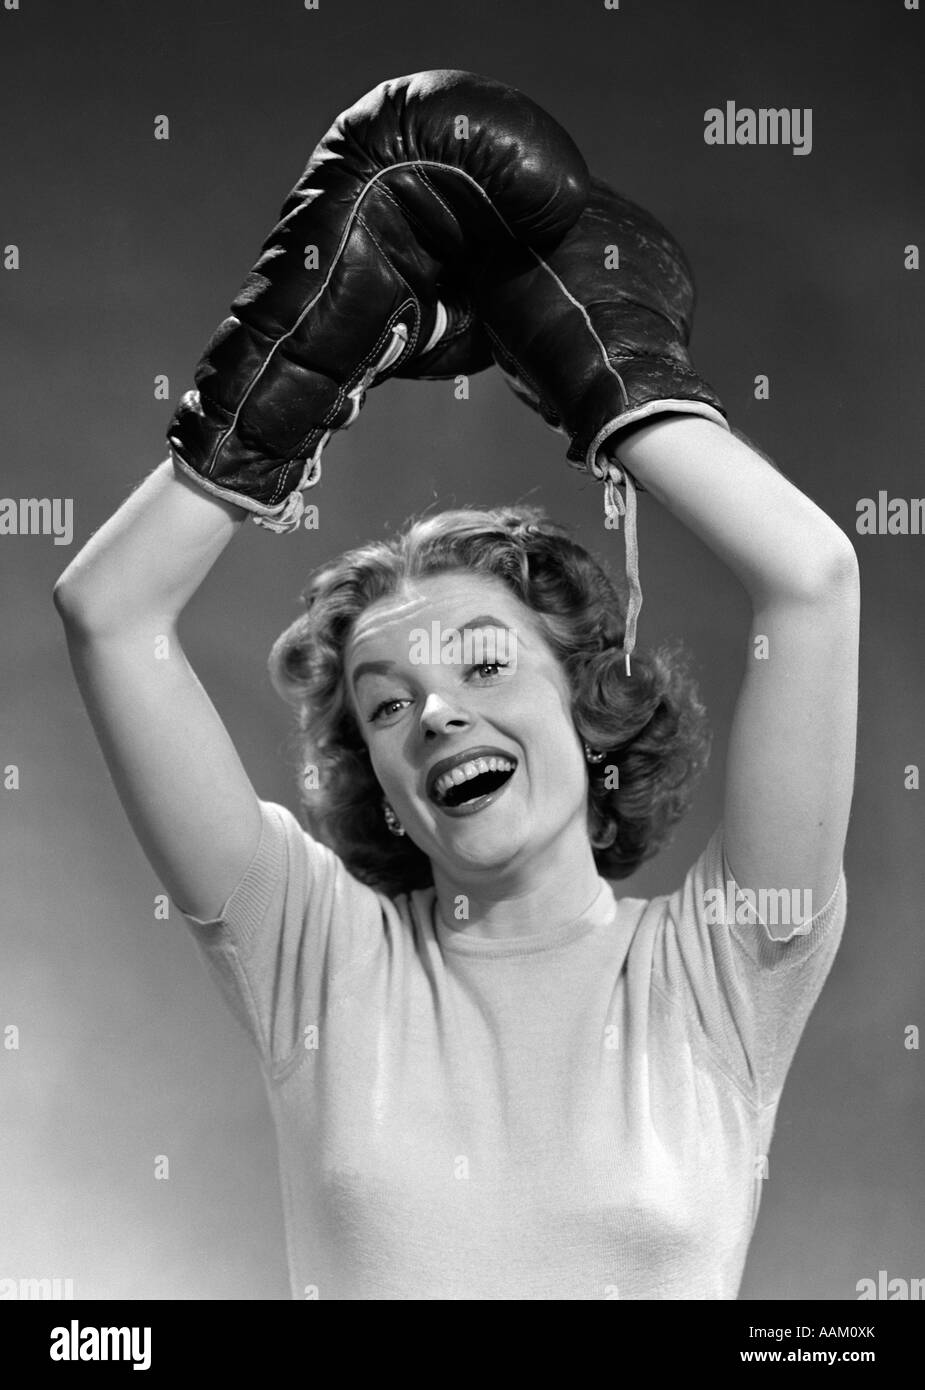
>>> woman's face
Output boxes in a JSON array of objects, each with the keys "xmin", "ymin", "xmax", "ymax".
[{"xmin": 344, "ymin": 570, "xmax": 592, "ymax": 880}]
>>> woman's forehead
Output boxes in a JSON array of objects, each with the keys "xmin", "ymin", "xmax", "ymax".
[{"xmin": 348, "ymin": 573, "xmax": 523, "ymax": 652}]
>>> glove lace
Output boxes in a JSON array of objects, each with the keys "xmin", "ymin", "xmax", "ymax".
[{"xmin": 590, "ymin": 458, "xmax": 641, "ymax": 677}]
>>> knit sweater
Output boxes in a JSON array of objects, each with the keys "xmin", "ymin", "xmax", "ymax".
[{"xmin": 179, "ymin": 800, "xmax": 846, "ymax": 1300}]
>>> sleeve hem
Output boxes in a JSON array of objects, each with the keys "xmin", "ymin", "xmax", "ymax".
[
  {"xmin": 721, "ymin": 836, "xmax": 847, "ymax": 968},
  {"xmin": 175, "ymin": 801, "xmax": 287, "ymax": 956}
]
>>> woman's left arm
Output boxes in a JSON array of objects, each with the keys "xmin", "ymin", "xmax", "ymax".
[{"xmin": 615, "ymin": 415, "xmax": 860, "ymax": 927}]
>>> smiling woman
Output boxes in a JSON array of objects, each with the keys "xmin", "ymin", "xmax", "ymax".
[{"xmin": 267, "ymin": 507, "xmax": 710, "ymax": 906}]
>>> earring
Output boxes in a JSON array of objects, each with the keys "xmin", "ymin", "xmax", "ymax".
[
  {"xmin": 591, "ymin": 819, "xmax": 618, "ymax": 850},
  {"xmin": 583, "ymin": 741, "xmax": 607, "ymax": 764},
  {"xmin": 382, "ymin": 800, "xmax": 406, "ymax": 837}
]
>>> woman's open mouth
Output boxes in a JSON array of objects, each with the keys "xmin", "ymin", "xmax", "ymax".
[{"xmin": 427, "ymin": 751, "xmax": 518, "ymax": 816}]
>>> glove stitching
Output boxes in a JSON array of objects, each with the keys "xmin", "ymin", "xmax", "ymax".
[
  {"xmin": 208, "ymin": 175, "xmax": 418, "ymax": 491},
  {"xmin": 372, "ymin": 179, "xmax": 477, "ymax": 351},
  {"xmin": 286, "ymin": 301, "xmax": 418, "ymax": 470},
  {"xmin": 211, "ymin": 162, "xmax": 529, "ymax": 501},
  {"xmin": 277, "ymin": 306, "xmax": 415, "ymax": 499},
  {"xmin": 286, "ymin": 308, "xmax": 415, "ymax": 470},
  {"xmin": 529, "ymin": 248, "xmax": 632, "ymax": 414},
  {"xmin": 354, "ymin": 212, "xmax": 422, "ymax": 342},
  {"xmin": 414, "ymin": 166, "xmax": 463, "ymax": 233},
  {"xmin": 371, "ymin": 179, "xmax": 440, "ymax": 245}
]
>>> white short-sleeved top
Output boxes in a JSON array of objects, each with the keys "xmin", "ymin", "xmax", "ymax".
[{"xmin": 179, "ymin": 801, "xmax": 846, "ymax": 1301}]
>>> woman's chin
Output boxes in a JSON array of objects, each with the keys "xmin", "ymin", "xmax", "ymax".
[{"xmin": 428, "ymin": 818, "xmax": 528, "ymax": 871}]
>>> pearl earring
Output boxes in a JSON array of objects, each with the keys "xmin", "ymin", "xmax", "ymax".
[
  {"xmin": 382, "ymin": 800, "xmax": 406, "ymax": 836},
  {"xmin": 583, "ymin": 741, "xmax": 607, "ymax": 764}
]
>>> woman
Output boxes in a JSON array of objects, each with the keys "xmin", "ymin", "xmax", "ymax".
[
  {"xmin": 53, "ymin": 71, "xmax": 860, "ymax": 1299},
  {"xmin": 53, "ymin": 414, "xmax": 859, "ymax": 1301}
]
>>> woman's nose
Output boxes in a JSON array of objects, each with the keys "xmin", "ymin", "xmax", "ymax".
[{"xmin": 419, "ymin": 690, "xmax": 470, "ymax": 736}]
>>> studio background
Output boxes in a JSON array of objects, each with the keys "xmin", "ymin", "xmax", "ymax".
[{"xmin": 2, "ymin": 0, "xmax": 922, "ymax": 1299}]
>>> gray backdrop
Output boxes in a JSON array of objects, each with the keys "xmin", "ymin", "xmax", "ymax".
[{"xmin": 2, "ymin": 0, "xmax": 923, "ymax": 1299}]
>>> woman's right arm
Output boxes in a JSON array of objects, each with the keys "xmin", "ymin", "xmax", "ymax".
[{"xmin": 53, "ymin": 458, "xmax": 266, "ymax": 922}]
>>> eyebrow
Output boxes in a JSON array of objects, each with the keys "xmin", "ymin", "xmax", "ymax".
[{"xmin": 350, "ymin": 614, "xmax": 522, "ymax": 690}]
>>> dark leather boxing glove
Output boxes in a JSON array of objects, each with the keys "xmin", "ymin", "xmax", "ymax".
[
  {"xmin": 471, "ymin": 175, "xmax": 729, "ymax": 668},
  {"xmin": 167, "ymin": 69, "xmax": 589, "ymax": 531}
]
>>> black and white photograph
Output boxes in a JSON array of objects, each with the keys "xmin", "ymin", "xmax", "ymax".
[{"xmin": 2, "ymin": 0, "xmax": 923, "ymax": 1348}]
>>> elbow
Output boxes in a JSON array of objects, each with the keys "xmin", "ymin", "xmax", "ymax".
[
  {"xmin": 756, "ymin": 528, "xmax": 860, "ymax": 611},
  {"xmin": 808, "ymin": 530, "xmax": 860, "ymax": 599},
  {"xmin": 778, "ymin": 525, "xmax": 860, "ymax": 603},
  {"xmin": 53, "ymin": 575, "xmax": 95, "ymax": 630},
  {"xmin": 52, "ymin": 577, "xmax": 76, "ymax": 621},
  {"xmin": 53, "ymin": 552, "xmax": 107, "ymax": 628}
]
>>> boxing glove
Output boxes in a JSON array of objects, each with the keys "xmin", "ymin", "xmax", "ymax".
[
  {"xmin": 167, "ymin": 69, "xmax": 589, "ymax": 531},
  {"xmin": 471, "ymin": 175, "xmax": 729, "ymax": 668}
]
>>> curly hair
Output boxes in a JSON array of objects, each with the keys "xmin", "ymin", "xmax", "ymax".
[{"xmin": 267, "ymin": 505, "xmax": 711, "ymax": 896}]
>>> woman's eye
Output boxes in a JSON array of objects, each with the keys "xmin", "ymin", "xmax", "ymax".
[
  {"xmin": 369, "ymin": 698, "xmax": 408, "ymax": 723},
  {"xmin": 470, "ymin": 661, "xmax": 510, "ymax": 679}
]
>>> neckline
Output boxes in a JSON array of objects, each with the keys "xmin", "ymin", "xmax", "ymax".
[{"xmin": 431, "ymin": 878, "xmax": 618, "ymax": 957}]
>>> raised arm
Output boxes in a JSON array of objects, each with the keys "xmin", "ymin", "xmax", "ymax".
[
  {"xmin": 465, "ymin": 152, "xmax": 859, "ymax": 919},
  {"xmin": 53, "ymin": 460, "xmax": 264, "ymax": 921},
  {"xmin": 615, "ymin": 416, "xmax": 860, "ymax": 924}
]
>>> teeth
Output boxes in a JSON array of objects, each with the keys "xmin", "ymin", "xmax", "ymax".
[{"xmin": 433, "ymin": 756, "xmax": 515, "ymax": 800}]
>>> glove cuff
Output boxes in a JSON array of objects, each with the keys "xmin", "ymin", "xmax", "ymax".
[
  {"xmin": 578, "ymin": 397, "xmax": 730, "ymax": 478},
  {"xmin": 170, "ymin": 444, "xmax": 324, "ymax": 534},
  {"xmin": 168, "ymin": 317, "xmax": 412, "ymax": 532}
]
